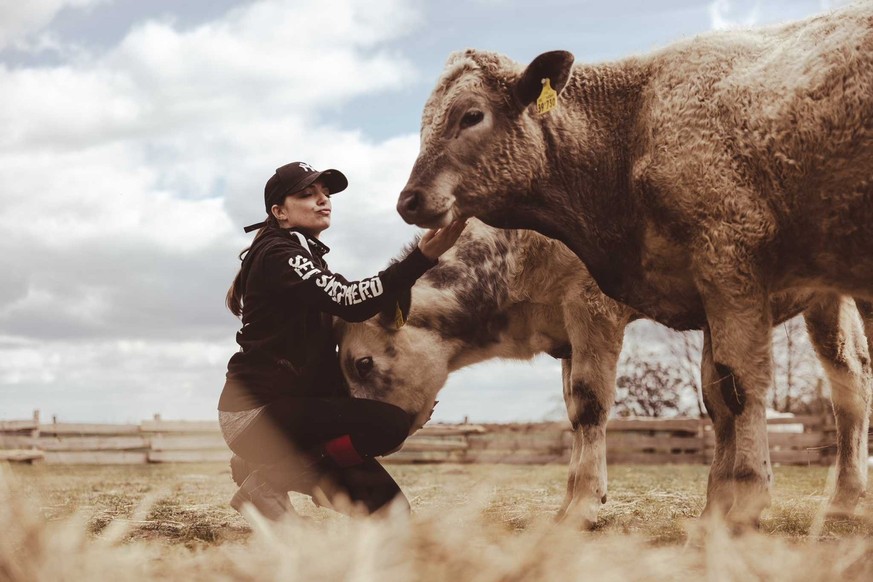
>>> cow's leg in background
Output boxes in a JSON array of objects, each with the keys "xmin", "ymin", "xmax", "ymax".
[
  {"xmin": 699, "ymin": 283, "xmax": 775, "ymax": 527},
  {"xmin": 804, "ymin": 295, "xmax": 872, "ymax": 515},
  {"xmin": 700, "ymin": 326, "xmax": 739, "ymax": 519},
  {"xmin": 856, "ymin": 298, "xmax": 873, "ymax": 363},
  {"xmin": 856, "ymin": 298, "xmax": 873, "ymax": 505},
  {"xmin": 556, "ymin": 307, "xmax": 624, "ymax": 529}
]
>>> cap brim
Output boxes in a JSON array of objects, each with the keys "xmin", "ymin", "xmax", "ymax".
[
  {"xmin": 316, "ymin": 169, "xmax": 348, "ymax": 194},
  {"xmin": 286, "ymin": 169, "xmax": 348, "ymax": 197}
]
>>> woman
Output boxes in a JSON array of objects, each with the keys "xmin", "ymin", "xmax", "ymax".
[{"xmin": 221, "ymin": 161, "xmax": 465, "ymax": 521}]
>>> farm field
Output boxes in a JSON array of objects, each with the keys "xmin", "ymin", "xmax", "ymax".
[{"xmin": 2, "ymin": 462, "xmax": 872, "ymax": 581}]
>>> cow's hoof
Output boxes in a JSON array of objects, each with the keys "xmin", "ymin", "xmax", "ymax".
[
  {"xmin": 564, "ymin": 514, "xmax": 597, "ymax": 531},
  {"xmin": 825, "ymin": 503, "xmax": 857, "ymax": 519},
  {"xmin": 699, "ymin": 502, "xmax": 729, "ymax": 522},
  {"xmin": 723, "ymin": 510, "xmax": 761, "ymax": 535},
  {"xmin": 555, "ymin": 504, "xmax": 598, "ymax": 530},
  {"xmin": 826, "ymin": 488, "xmax": 863, "ymax": 517},
  {"xmin": 729, "ymin": 519, "xmax": 760, "ymax": 536}
]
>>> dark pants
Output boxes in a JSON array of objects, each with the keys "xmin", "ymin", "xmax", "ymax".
[{"xmin": 228, "ymin": 397, "xmax": 412, "ymax": 514}]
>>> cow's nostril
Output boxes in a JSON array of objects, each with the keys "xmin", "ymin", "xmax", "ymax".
[{"xmin": 398, "ymin": 188, "xmax": 421, "ymax": 215}]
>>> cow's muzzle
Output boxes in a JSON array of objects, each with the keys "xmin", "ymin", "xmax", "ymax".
[
  {"xmin": 397, "ymin": 186, "xmax": 456, "ymax": 228},
  {"xmin": 397, "ymin": 187, "xmax": 426, "ymax": 225}
]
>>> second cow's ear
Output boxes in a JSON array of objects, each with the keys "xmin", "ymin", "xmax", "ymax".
[
  {"xmin": 512, "ymin": 50, "xmax": 575, "ymax": 110},
  {"xmin": 378, "ymin": 288, "xmax": 412, "ymax": 330}
]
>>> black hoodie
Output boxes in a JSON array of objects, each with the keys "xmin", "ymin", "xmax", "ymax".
[{"xmin": 219, "ymin": 226, "xmax": 435, "ymax": 411}]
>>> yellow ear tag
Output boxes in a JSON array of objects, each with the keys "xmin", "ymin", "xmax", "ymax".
[
  {"xmin": 536, "ymin": 78, "xmax": 558, "ymax": 115},
  {"xmin": 394, "ymin": 302, "xmax": 406, "ymax": 329}
]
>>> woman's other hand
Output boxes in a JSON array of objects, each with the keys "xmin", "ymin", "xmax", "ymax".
[{"xmin": 418, "ymin": 219, "xmax": 468, "ymax": 260}]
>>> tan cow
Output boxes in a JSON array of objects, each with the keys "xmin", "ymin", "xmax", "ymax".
[
  {"xmin": 337, "ymin": 219, "xmax": 872, "ymax": 528},
  {"xmin": 395, "ymin": 3, "xmax": 873, "ymax": 525}
]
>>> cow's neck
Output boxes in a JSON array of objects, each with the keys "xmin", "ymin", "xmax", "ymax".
[
  {"xmin": 412, "ymin": 229, "xmax": 564, "ymax": 370},
  {"xmin": 411, "ymin": 229, "xmax": 516, "ymax": 367},
  {"xmin": 485, "ymin": 62, "xmax": 646, "ymax": 303}
]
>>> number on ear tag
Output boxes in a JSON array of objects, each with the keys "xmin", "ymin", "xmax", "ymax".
[{"xmin": 536, "ymin": 78, "xmax": 558, "ymax": 114}]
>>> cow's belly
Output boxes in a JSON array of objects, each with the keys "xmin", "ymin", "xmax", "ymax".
[
  {"xmin": 585, "ymin": 220, "xmax": 858, "ymax": 330},
  {"xmin": 773, "ymin": 176, "xmax": 873, "ymax": 298},
  {"xmin": 600, "ymin": 269, "xmax": 818, "ymax": 331},
  {"xmin": 582, "ymin": 225, "xmax": 821, "ymax": 330},
  {"xmin": 621, "ymin": 270, "xmax": 706, "ymax": 331}
]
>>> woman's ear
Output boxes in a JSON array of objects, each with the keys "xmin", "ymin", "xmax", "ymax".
[
  {"xmin": 270, "ymin": 203, "xmax": 285, "ymax": 222},
  {"xmin": 379, "ymin": 288, "xmax": 412, "ymax": 330}
]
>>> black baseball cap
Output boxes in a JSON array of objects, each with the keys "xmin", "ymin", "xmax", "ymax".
[{"xmin": 244, "ymin": 162, "xmax": 348, "ymax": 233}]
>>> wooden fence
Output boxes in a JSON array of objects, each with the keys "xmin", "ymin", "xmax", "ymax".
[{"xmin": 0, "ymin": 411, "xmax": 846, "ymax": 466}]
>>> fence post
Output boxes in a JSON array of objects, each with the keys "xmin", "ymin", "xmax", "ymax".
[
  {"xmin": 31, "ymin": 409, "xmax": 40, "ymax": 448},
  {"xmin": 148, "ymin": 413, "xmax": 163, "ymax": 463}
]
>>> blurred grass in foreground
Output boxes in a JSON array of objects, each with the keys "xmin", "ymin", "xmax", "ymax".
[{"xmin": 1, "ymin": 462, "xmax": 871, "ymax": 580}]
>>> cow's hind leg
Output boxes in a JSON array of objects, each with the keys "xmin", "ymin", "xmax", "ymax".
[
  {"xmin": 805, "ymin": 295, "xmax": 872, "ymax": 514},
  {"xmin": 556, "ymin": 308, "xmax": 624, "ymax": 529}
]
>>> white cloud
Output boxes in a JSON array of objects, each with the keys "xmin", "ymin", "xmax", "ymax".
[
  {"xmin": 0, "ymin": 0, "xmax": 426, "ymax": 421},
  {"xmin": 0, "ymin": 339, "xmax": 233, "ymax": 422},
  {"xmin": 708, "ymin": 0, "xmax": 762, "ymax": 30},
  {"xmin": 1, "ymin": 1, "xmax": 419, "ymax": 154},
  {"xmin": 819, "ymin": 0, "xmax": 854, "ymax": 10},
  {"xmin": 0, "ymin": 0, "xmax": 110, "ymax": 50},
  {"xmin": 708, "ymin": 0, "xmax": 846, "ymax": 31},
  {"xmin": 0, "ymin": 0, "xmax": 421, "ymax": 267}
]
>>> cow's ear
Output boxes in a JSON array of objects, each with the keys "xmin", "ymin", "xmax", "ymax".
[
  {"xmin": 378, "ymin": 288, "xmax": 412, "ymax": 330},
  {"xmin": 512, "ymin": 51, "xmax": 575, "ymax": 110}
]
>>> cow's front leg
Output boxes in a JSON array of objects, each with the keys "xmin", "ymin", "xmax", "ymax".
[
  {"xmin": 557, "ymin": 358, "xmax": 584, "ymax": 522},
  {"xmin": 556, "ymin": 310, "xmax": 624, "ymax": 529},
  {"xmin": 804, "ymin": 295, "xmax": 871, "ymax": 515},
  {"xmin": 701, "ymin": 288, "xmax": 774, "ymax": 528}
]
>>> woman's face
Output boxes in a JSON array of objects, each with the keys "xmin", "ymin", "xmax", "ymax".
[{"xmin": 272, "ymin": 179, "xmax": 332, "ymax": 236}]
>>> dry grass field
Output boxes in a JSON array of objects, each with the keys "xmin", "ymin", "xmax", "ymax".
[{"xmin": 1, "ymin": 462, "xmax": 872, "ymax": 581}]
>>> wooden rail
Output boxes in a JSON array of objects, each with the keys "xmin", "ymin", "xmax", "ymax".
[{"xmin": 0, "ymin": 410, "xmax": 850, "ymax": 466}]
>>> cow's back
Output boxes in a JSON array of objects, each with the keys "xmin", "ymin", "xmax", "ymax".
[
  {"xmin": 641, "ymin": 3, "xmax": 872, "ymax": 195},
  {"xmin": 634, "ymin": 3, "xmax": 873, "ymax": 291}
]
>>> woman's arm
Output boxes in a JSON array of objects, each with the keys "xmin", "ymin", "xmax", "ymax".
[
  {"xmin": 266, "ymin": 241, "xmax": 430, "ymax": 322},
  {"xmin": 266, "ymin": 221, "xmax": 466, "ymax": 322}
]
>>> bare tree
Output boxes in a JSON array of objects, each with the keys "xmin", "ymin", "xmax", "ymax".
[
  {"xmin": 612, "ymin": 318, "xmax": 824, "ymax": 419},
  {"xmin": 669, "ymin": 330, "xmax": 705, "ymax": 417},
  {"xmin": 614, "ymin": 346, "xmax": 684, "ymax": 418},
  {"xmin": 771, "ymin": 315, "xmax": 825, "ymax": 413}
]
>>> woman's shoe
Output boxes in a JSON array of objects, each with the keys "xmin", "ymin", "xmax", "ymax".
[
  {"xmin": 230, "ymin": 453, "xmax": 251, "ymax": 486},
  {"xmin": 230, "ymin": 470, "xmax": 296, "ymax": 521}
]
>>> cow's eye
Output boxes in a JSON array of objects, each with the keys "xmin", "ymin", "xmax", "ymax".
[
  {"xmin": 355, "ymin": 356, "xmax": 374, "ymax": 379},
  {"xmin": 460, "ymin": 110, "xmax": 484, "ymax": 129}
]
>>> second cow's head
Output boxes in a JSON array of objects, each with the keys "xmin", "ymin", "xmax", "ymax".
[{"xmin": 336, "ymin": 287, "xmax": 450, "ymax": 434}]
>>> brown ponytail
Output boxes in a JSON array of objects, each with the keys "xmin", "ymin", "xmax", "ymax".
[{"xmin": 225, "ymin": 215, "xmax": 278, "ymax": 317}]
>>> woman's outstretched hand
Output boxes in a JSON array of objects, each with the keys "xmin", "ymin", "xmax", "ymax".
[{"xmin": 418, "ymin": 219, "xmax": 468, "ymax": 260}]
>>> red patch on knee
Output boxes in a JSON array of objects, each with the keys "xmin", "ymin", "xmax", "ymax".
[{"xmin": 324, "ymin": 435, "xmax": 364, "ymax": 467}]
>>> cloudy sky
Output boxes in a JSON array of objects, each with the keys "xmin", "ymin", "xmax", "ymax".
[{"xmin": 0, "ymin": 0, "xmax": 850, "ymax": 424}]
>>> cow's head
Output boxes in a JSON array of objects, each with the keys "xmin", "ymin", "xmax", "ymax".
[
  {"xmin": 397, "ymin": 49, "xmax": 575, "ymax": 227},
  {"xmin": 336, "ymin": 289, "xmax": 452, "ymax": 434}
]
